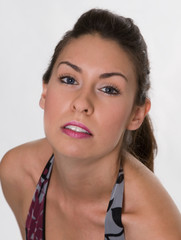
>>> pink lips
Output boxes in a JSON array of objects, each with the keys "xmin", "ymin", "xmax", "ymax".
[{"xmin": 61, "ymin": 121, "xmax": 93, "ymax": 139}]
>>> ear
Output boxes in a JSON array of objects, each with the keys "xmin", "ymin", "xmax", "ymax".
[
  {"xmin": 39, "ymin": 83, "xmax": 48, "ymax": 110},
  {"xmin": 127, "ymin": 98, "xmax": 151, "ymax": 131}
]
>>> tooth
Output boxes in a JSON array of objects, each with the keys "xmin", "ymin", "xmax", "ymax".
[{"xmin": 65, "ymin": 125, "xmax": 89, "ymax": 134}]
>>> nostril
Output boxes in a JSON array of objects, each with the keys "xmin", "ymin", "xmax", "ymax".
[
  {"xmin": 72, "ymin": 104, "xmax": 89, "ymax": 113},
  {"xmin": 71, "ymin": 98, "xmax": 94, "ymax": 115}
]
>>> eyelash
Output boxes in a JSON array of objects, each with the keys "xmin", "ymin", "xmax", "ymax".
[
  {"xmin": 58, "ymin": 75, "xmax": 121, "ymax": 95},
  {"xmin": 58, "ymin": 75, "xmax": 78, "ymax": 85},
  {"xmin": 100, "ymin": 85, "xmax": 120, "ymax": 95}
]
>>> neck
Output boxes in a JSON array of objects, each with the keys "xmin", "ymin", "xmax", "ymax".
[{"xmin": 51, "ymin": 150, "xmax": 121, "ymax": 204}]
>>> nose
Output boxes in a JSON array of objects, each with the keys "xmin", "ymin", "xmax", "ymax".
[{"xmin": 71, "ymin": 90, "xmax": 94, "ymax": 116}]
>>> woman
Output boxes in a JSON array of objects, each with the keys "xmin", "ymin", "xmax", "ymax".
[{"xmin": 0, "ymin": 8, "xmax": 181, "ymax": 240}]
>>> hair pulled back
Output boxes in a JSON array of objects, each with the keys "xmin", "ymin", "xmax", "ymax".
[{"xmin": 43, "ymin": 8, "xmax": 157, "ymax": 171}]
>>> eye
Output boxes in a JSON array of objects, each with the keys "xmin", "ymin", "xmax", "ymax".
[
  {"xmin": 100, "ymin": 85, "xmax": 120, "ymax": 95},
  {"xmin": 59, "ymin": 75, "xmax": 78, "ymax": 85}
]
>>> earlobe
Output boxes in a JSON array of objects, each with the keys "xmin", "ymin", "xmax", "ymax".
[
  {"xmin": 39, "ymin": 83, "xmax": 48, "ymax": 110},
  {"xmin": 127, "ymin": 99, "xmax": 151, "ymax": 131}
]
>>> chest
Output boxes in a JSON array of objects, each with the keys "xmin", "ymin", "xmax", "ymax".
[
  {"xmin": 25, "ymin": 157, "xmax": 125, "ymax": 239},
  {"xmin": 45, "ymin": 196, "xmax": 105, "ymax": 240}
]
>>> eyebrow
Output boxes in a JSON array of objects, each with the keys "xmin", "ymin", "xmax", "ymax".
[
  {"xmin": 100, "ymin": 72, "xmax": 128, "ymax": 82},
  {"xmin": 58, "ymin": 61, "xmax": 82, "ymax": 73},
  {"xmin": 57, "ymin": 61, "xmax": 128, "ymax": 82}
]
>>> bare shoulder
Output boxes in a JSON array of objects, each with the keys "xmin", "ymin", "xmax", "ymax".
[
  {"xmin": 122, "ymin": 153, "xmax": 181, "ymax": 240},
  {"xmin": 0, "ymin": 138, "xmax": 53, "ymax": 237},
  {"xmin": 0, "ymin": 138, "xmax": 53, "ymax": 188}
]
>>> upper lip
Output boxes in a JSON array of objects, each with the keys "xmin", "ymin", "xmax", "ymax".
[{"xmin": 62, "ymin": 121, "xmax": 93, "ymax": 135}]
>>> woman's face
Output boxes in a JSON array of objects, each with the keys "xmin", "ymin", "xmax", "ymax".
[{"xmin": 40, "ymin": 34, "xmax": 143, "ymax": 161}]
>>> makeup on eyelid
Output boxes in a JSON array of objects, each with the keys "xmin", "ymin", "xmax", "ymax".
[
  {"xmin": 56, "ymin": 60, "xmax": 128, "ymax": 82},
  {"xmin": 57, "ymin": 73, "xmax": 123, "ymax": 96}
]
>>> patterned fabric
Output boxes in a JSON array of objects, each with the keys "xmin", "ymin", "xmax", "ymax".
[
  {"xmin": 25, "ymin": 155, "xmax": 124, "ymax": 240},
  {"xmin": 26, "ymin": 155, "xmax": 54, "ymax": 240},
  {"xmin": 105, "ymin": 169, "xmax": 124, "ymax": 239}
]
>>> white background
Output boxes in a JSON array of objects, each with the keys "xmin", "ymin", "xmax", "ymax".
[{"xmin": 0, "ymin": 0, "xmax": 181, "ymax": 239}]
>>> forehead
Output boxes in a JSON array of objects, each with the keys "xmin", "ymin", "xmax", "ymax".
[{"xmin": 55, "ymin": 34, "xmax": 136, "ymax": 80}]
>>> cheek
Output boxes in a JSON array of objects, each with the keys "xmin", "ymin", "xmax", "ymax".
[
  {"xmin": 101, "ymin": 101, "xmax": 133, "ymax": 141},
  {"xmin": 44, "ymin": 93, "xmax": 57, "ymax": 121},
  {"xmin": 43, "ymin": 89, "xmax": 67, "ymax": 125}
]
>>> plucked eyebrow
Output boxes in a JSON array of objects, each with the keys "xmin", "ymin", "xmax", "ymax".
[
  {"xmin": 57, "ymin": 61, "xmax": 128, "ymax": 82},
  {"xmin": 99, "ymin": 72, "xmax": 128, "ymax": 82},
  {"xmin": 57, "ymin": 61, "xmax": 82, "ymax": 73}
]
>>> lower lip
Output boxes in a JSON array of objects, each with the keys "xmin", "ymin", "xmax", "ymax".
[{"xmin": 62, "ymin": 128, "xmax": 92, "ymax": 139}]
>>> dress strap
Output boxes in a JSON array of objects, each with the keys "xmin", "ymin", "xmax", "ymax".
[
  {"xmin": 105, "ymin": 168, "xmax": 125, "ymax": 240},
  {"xmin": 25, "ymin": 155, "xmax": 54, "ymax": 240}
]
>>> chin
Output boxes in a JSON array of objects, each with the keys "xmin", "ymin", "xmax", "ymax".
[{"xmin": 53, "ymin": 144, "xmax": 91, "ymax": 160}]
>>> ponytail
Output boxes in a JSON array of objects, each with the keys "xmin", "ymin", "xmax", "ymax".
[{"xmin": 123, "ymin": 115, "xmax": 157, "ymax": 172}]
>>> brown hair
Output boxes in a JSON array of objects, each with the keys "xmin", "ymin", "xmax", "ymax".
[{"xmin": 43, "ymin": 9, "xmax": 157, "ymax": 171}]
